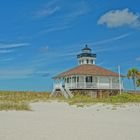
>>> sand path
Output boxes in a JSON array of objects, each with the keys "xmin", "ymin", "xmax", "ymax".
[{"xmin": 0, "ymin": 102, "xmax": 140, "ymax": 140}]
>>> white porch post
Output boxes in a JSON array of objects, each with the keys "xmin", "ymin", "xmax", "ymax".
[
  {"xmin": 71, "ymin": 76, "xmax": 72, "ymax": 89},
  {"xmin": 58, "ymin": 79, "xmax": 61, "ymax": 86},
  {"xmin": 76, "ymin": 75, "xmax": 77, "ymax": 88},
  {"xmin": 118, "ymin": 65, "xmax": 122, "ymax": 94},
  {"xmin": 121, "ymin": 78, "xmax": 124, "ymax": 90},
  {"xmin": 84, "ymin": 75, "xmax": 86, "ymax": 88},
  {"xmin": 97, "ymin": 77, "xmax": 100, "ymax": 89},
  {"xmin": 52, "ymin": 80, "xmax": 55, "ymax": 93},
  {"xmin": 65, "ymin": 77, "xmax": 67, "ymax": 88},
  {"xmin": 92, "ymin": 76, "xmax": 94, "ymax": 87},
  {"xmin": 110, "ymin": 77, "xmax": 112, "ymax": 89}
]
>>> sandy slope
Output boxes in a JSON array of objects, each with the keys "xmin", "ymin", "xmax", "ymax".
[{"xmin": 0, "ymin": 102, "xmax": 140, "ymax": 140}]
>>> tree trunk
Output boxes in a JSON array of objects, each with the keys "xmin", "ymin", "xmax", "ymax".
[{"xmin": 133, "ymin": 77, "xmax": 136, "ymax": 93}]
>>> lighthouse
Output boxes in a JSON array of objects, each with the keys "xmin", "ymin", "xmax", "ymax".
[
  {"xmin": 77, "ymin": 44, "xmax": 96, "ymax": 65},
  {"xmin": 52, "ymin": 44, "xmax": 123, "ymax": 99}
]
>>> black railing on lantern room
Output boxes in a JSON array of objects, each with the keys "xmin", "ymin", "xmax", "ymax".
[{"xmin": 77, "ymin": 53, "xmax": 96, "ymax": 58}]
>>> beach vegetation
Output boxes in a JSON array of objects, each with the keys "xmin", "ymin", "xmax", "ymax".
[
  {"xmin": 66, "ymin": 93, "xmax": 140, "ymax": 105},
  {"xmin": 0, "ymin": 91, "xmax": 140, "ymax": 110},
  {"xmin": 0, "ymin": 91, "xmax": 50, "ymax": 111},
  {"xmin": 127, "ymin": 68, "xmax": 140, "ymax": 92}
]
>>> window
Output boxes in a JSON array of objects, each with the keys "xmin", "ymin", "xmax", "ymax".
[
  {"xmin": 72, "ymin": 77, "xmax": 76, "ymax": 82},
  {"xmin": 86, "ymin": 59, "xmax": 89, "ymax": 64},
  {"xmin": 67, "ymin": 78, "xmax": 69, "ymax": 83},
  {"xmin": 90, "ymin": 60, "xmax": 93, "ymax": 64},
  {"xmin": 77, "ymin": 77, "xmax": 79, "ymax": 82},
  {"xmin": 86, "ymin": 76, "xmax": 92, "ymax": 82}
]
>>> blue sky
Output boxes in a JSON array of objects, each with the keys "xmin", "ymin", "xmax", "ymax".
[{"xmin": 0, "ymin": 0, "xmax": 140, "ymax": 91}]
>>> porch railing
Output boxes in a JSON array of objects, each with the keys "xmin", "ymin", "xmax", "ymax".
[{"xmin": 64, "ymin": 82, "xmax": 122, "ymax": 90}]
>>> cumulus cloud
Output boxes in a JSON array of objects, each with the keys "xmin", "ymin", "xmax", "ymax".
[{"xmin": 98, "ymin": 8, "xmax": 140, "ymax": 28}]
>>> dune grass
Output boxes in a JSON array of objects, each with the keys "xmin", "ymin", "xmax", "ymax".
[
  {"xmin": 0, "ymin": 102, "xmax": 30, "ymax": 111},
  {"xmin": 0, "ymin": 91, "xmax": 50, "ymax": 102},
  {"xmin": 0, "ymin": 90, "xmax": 140, "ymax": 110},
  {"xmin": 66, "ymin": 93, "xmax": 140, "ymax": 105},
  {"xmin": 0, "ymin": 91, "xmax": 50, "ymax": 111}
]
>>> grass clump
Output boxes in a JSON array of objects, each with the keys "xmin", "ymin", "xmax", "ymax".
[
  {"xmin": 66, "ymin": 93, "xmax": 140, "ymax": 106},
  {"xmin": 67, "ymin": 94, "xmax": 95, "ymax": 105},
  {"xmin": 0, "ymin": 102, "xmax": 31, "ymax": 111},
  {"xmin": 0, "ymin": 90, "xmax": 140, "ymax": 110},
  {"xmin": 102, "ymin": 93, "xmax": 140, "ymax": 103},
  {"xmin": 0, "ymin": 91, "xmax": 50, "ymax": 103},
  {"xmin": 0, "ymin": 91, "xmax": 50, "ymax": 111}
]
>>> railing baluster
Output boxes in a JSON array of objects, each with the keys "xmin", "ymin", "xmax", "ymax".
[{"xmin": 63, "ymin": 82, "xmax": 121, "ymax": 90}]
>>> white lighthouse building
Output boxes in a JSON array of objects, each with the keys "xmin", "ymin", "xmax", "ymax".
[{"xmin": 52, "ymin": 45, "xmax": 124, "ymax": 98}]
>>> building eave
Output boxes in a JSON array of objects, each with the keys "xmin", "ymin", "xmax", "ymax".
[{"xmin": 53, "ymin": 64, "xmax": 125, "ymax": 79}]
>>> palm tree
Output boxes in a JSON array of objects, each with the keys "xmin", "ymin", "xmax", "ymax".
[
  {"xmin": 136, "ymin": 71, "xmax": 140, "ymax": 87},
  {"xmin": 127, "ymin": 68, "xmax": 139, "ymax": 92},
  {"xmin": 136, "ymin": 79, "xmax": 140, "ymax": 87}
]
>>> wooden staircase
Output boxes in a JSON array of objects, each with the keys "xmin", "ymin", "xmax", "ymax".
[{"xmin": 51, "ymin": 83, "xmax": 73, "ymax": 98}]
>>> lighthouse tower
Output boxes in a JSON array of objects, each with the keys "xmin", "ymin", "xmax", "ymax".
[{"xmin": 77, "ymin": 45, "xmax": 96, "ymax": 65}]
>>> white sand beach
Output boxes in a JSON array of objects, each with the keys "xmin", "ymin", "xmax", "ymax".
[{"xmin": 0, "ymin": 102, "xmax": 140, "ymax": 140}]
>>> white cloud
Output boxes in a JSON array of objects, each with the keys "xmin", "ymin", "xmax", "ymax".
[
  {"xmin": 0, "ymin": 68, "xmax": 34, "ymax": 79},
  {"xmin": 0, "ymin": 42, "xmax": 29, "ymax": 54},
  {"xmin": 37, "ymin": 1, "xmax": 90, "ymax": 34},
  {"xmin": 35, "ymin": 70, "xmax": 51, "ymax": 77},
  {"xmin": 0, "ymin": 43, "xmax": 29, "ymax": 49},
  {"xmin": 35, "ymin": 6, "xmax": 60, "ymax": 18},
  {"xmin": 0, "ymin": 50, "xmax": 14, "ymax": 54},
  {"xmin": 40, "ymin": 25, "xmax": 71, "ymax": 34},
  {"xmin": 66, "ymin": 1, "xmax": 90, "ymax": 19},
  {"xmin": 95, "ymin": 47, "xmax": 114, "ymax": 53},
  {"xmin": 92, "ymin": 33, "xmax": 131, "ymax": 46},
  {"xmin": 98, "ymin": 8, "xmax": 140, "ymax": 28},
  {"xmin": 0, "ymin": 58, "xmax": 14, "ymax": 62},
  {"xmin": 136, "ymin": 57, "xmax": 140, "ymax": 61},
  {"xmin": 34, "ymin": 1, "xmax": 60, "ymax": 18},
  {"xmin": 40, "ymin": 46, "xmax": 49, "ymax": 53}
]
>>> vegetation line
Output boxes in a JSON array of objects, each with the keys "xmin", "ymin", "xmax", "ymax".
[{"xmin": 0, "ymin": 91, "xmax": 140, "ymax": 110}]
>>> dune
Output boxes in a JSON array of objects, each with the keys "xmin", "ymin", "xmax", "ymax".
[{"xmin": 0, "ymin": 101, "xmax": 140, "ymax": 140}]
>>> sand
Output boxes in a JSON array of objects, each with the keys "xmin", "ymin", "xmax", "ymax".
[{"xmin": 0, "ymin": 101, "xmax": 140, "ymax": 140}]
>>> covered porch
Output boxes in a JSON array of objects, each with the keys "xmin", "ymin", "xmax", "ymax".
[{"xmin": 53, "ymin": 75, "xmax": 123, "ymax": 90}]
